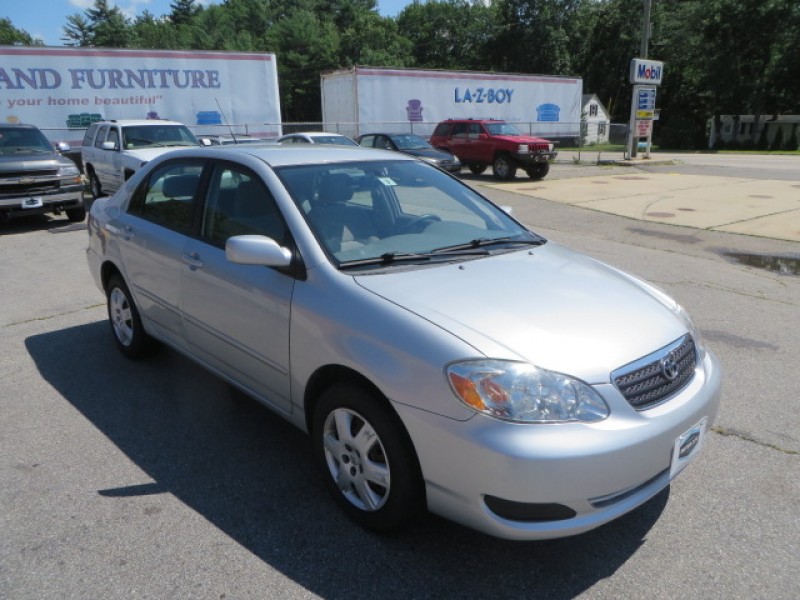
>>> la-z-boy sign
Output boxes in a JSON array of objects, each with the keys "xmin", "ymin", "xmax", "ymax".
[{"xmin": 630, "ymin": 58, "xmax": 664, "ymax": 85}]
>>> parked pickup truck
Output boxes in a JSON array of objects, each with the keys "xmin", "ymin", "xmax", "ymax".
[
  {"xmin": 81, "ymin": 119, "xmax": 202, "ymax": 199},
  {"xmin": 430, "ymin": 118, "xmax": 557, "ymax": 181},
  {"xmin": 0, "ymin": 123, "xmax": 85, "ymax": 223}
]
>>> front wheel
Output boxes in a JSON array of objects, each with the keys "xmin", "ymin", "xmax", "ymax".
[
  {"xmin": 88, "ymin": 168, "xmax": 103, "ymax": 200},
  {"xmin": 312, "ymin": 382, "xmax": 425, "ymax": 533},
  {"xmin": 467, "ymin": 163, "xmax": 487, "ymax": 175},
  {"xmin": 526, "ymin": 162, "xmax": 550, "ymax": 180},
  {"xmin": 492, "ymin": 155, "xmax": 517, "ymax": 181},
  {"xmin": 66, "ymin": 204, "xmax": 86, "ymax": 222},
  {"xmin": 106, "ymin": 274, "xmax": 155, "ymax": 359}
]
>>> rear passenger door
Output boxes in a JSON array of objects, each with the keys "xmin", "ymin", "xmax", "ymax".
[
  {"xmin": 117, "ymin": 158, "xmax": 205, "ymax": 348},
  {"xmin": 181, "ymin": 163, "xmax": 294, "ymax": 413}
]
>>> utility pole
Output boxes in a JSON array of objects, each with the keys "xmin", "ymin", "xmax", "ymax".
[
  {"xmin": 640, "ymin": 0, "xmax": 652, "ymax": 59},
  {"xmin": 629, "ymin": 0, "xmax": 653, "ymax": 158}
]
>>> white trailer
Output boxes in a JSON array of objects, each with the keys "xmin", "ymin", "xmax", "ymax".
[
  {"xmin": 0, "ymin": 46, "xmax": 282, "ymax": 145},
  {"xmin": 321, "ymin": 66, "xmax": 583, "ymax": 140}
]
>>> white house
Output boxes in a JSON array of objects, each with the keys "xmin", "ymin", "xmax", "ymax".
[{"xmin": 582, "ymin": 94, "xmax": 610, "ymax": 144}]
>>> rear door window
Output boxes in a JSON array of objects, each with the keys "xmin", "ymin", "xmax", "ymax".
[{"xmin": 128, "ymin": 160, "xmax": 205, "ymax": 235}]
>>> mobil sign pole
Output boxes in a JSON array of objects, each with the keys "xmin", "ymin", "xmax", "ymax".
[{"xmin": 627, "ymin": 58, "xmax": 663, "ymax": 159}]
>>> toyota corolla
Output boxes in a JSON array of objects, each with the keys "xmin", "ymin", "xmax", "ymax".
[{"xmin": 86, "ymin": 145, "xmax": 721, "ymax": 540}]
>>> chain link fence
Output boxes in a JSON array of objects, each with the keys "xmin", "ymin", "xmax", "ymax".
[{"xmin": 42, "ymin": 120, "xmax": 634, "ymax": 167}]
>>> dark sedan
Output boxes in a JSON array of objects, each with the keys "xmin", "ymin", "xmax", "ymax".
[{"xmin": 358, "ymin": 133, "xmax": 461, "ymax": 173}]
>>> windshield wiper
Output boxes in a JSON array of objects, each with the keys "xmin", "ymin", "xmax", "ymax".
[
  {"xmin": 339, "ymin": 248, "xmax": 490, "ymax": 270},
  {"xmin": 339, "ymin": 251, "xmax": 434, "ymax": 269},
  {"xmin": 433, "ymin": 236, "xmax": 545, "ymax": 253}
]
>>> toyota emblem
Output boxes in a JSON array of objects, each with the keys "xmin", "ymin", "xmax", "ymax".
[{"xmin": 660, "ymin": 355, "xmax": 680, "ymax": 380}]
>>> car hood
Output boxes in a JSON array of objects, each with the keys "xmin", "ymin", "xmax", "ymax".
[
  {"xmin": 401, "ymin": 148, "xmax": 458, "ymax": 162},
  {"xmin": 123, "ymin": 146, "xmax": 195, "ymax": 162},
  {"xmin": 0, "ymin": 152, "xmax": 69, "ymax": 170},
  {"xmin": 495, "ymin": 134, "xmax": 551, "ymax": 145},
  {"xmin": 354, "ymin": 243, "xmax": 687, "ymax": 383}
]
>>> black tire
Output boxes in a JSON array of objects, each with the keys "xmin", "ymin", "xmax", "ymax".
[
  {"xmin": 526, "ymin": 162, "xmax": 550, "ymax": 181},
  {"xmin": 88, "ymin": 168, "xmax": 103, "ymax": 200},
  {"xmin": 492, "ymin": 155, "xmax": 517, "ymax": 181},
  {"xmin": 66, "ymin": 204, "xmax": 86, "ymax": 222},
  {"xmin": 106, "ymin": 274, "xmax": 155, "ymax": 359},
  {"xmin": 467, "ymin": 163, "xmax": 487, "ymax": 175},
  {"xmin": 312, "ymin": 382, "xmax": 425, "ymax": 533}
]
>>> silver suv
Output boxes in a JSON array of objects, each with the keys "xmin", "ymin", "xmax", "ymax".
[
  {"xmin": 81, "ymin": 120, "xmax": 200, "ymax": 199},
  {"xmin": 0, "ymin": 123, "xmax": 85, "ymax": 223}
]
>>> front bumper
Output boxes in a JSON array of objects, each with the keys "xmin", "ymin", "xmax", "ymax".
[
  {"xmin": 0, "ymin": 186, "xmax": 84, "ymax": 216},
  {"xmin": 514, "ymin": 151, "xmax": 557, "ymax": 165},
  {"xmin": 396, "ymin": 350, "xmax": 722, "ymax": 540}
]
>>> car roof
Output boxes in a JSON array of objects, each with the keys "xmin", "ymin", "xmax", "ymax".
[
  {"xmin": 95, "ymin": 119, "xmax": 187, "ymax": 127},
  {"xmin": 282, "ymin": 132, "xmax": 349, "ymax": 138},
  {"xmin": 0, "ymin": 123, "xmax": 41, "ymax": 130},
  {"xmin": 157, "ymin": 144, "xmax": 412, "ymax": 168}
]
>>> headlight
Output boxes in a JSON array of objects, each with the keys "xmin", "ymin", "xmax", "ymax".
[
  {"xmin": 447, "ymin": 360, "xmax": 609, "ymax": 423},
  {"xmin": 518, "ymin": 144, "xmax": 529, "ymax": 153},
  {"xmin": 57, "ymin": 164, "xmax": 80, "ymax": 177},
  {"xmin": 548, "ymin": 143, "xmax": 555, "ymax": 152},
  {"xmin": 676, "ymin": 303, "xmax": 707, "ymax": 361}
]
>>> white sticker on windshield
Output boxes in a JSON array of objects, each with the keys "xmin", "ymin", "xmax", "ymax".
[{"xmin": 378, "ymin": 177, "xmax": 397, "ymax": 186}]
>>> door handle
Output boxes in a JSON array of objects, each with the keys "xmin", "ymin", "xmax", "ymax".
[
  {"xmin": 120, "ymin": 225, "xmax": 134, "ymax": 241},
  {"xmin": 182, "ymin": 252, "xmax": 204, "ymax": 270}
]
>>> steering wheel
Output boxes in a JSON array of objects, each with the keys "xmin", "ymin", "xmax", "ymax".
[{"xmin": 398, "ymin": 214, "xmax": 442, "ymax": 234}]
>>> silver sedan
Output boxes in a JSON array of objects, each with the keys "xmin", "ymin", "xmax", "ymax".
[{"xmin": 86, "ymin": 145, "xmax": 721, "ymax": 540}]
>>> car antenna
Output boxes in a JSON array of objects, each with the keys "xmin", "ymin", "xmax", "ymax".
[{"xmin": 215, "ymin": 98, "xmax": 237, "ymax": 142}]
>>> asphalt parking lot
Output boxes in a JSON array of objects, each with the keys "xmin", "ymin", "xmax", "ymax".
[{"xmin": 2, "ymin": 156, "xmax": 799, "ymax": 599}]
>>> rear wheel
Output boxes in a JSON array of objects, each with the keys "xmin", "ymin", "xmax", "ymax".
[
  {"xmin": 492, "ymin": 155, "xmax": 517, "ymax": 181},
  {"xmin": 467, "ymin": 163, "xmax": 487, "ymax": 175},
  {"xmin": 312, "ymin": 382, "xmax": 425, "ymax": 533},
  {"xmin": 526, "ymin": 162, "xmax": 550, "ymax": 180},
  {"xmin": 106, "ymin": 274, "xmax": 155, "ymax": 359}
]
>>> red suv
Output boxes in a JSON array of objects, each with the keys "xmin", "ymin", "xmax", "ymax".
[{"xmin": 430, "ymin": 119, "xmax": 556, "ymax": 180}]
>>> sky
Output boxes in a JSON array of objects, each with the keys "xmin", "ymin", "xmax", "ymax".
[{"xmin": 2, "ymin": 0, "xmax": 413, "ymax": 47}]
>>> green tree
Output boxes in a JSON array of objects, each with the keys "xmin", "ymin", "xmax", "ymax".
[
  {"xmin": 62, "ymin": 14, "xmax": 94, "ymax": 46},
  {"xmin": 396, "ymin": 0, "xmax": 497, "ymax": 70},
  {"xmin": 170, "ymin": 0, "xmax": 203, "ymax": 26},
  {"xmin": 492, "ymin": 0, "xmax": 579, "ymax": 75},
  {"xmin": 62, "ymin": 0, "xmax": 133, "ymax": 47},
  {"xmin": 0, "ymin": 17, "xmax": 43, "ymax": 45},
  {"xmin": 263, "ymin": 9, "xmax": 341, "ymax": 121}
]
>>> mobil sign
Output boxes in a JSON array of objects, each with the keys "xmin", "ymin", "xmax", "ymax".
[{"xmin": 630, "ymin": 58, "xmax": 664, "ymax": 85}]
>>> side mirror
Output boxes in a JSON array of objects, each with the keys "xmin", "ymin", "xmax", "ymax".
[
  {"xmin": 500, "ymin": 205, "xmax": 513, "ymax": 215},
  {"xmin": 101, "ymin": 141, "xmax": 117, "ymax": 151},
  {"xmin": 199, "ymin": 138, "xmax": 212, "ymax": 146},
  {"xmin": 55, "ymin": 141, "xmax": 71, "ymax": 152},
  {"xmin": 226, "ymin": 235, "xmax": 292, "ymax": 267}
]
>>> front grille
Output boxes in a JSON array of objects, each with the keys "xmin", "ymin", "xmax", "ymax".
[
  {"xmin": 0, "ymin": 169, "xmax": 58, "ymax": 178},
  {"xmin": 0, "ymin": 182, "xmax": 61, "ymax": 196},
  {"xmin": 612, "ymin": 335, "xmax": 697, "ymax": 410}
]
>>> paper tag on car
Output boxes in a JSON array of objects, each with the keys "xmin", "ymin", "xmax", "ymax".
[
  {"xmin": 670, "ymin": 417, "xmax": 708, "ymax": 479},
  {"xmin": 22, "ymin": 197, "xmax": 44, "ymax": 209},
  {"xmin": 378, "ymin": 177, "xmax": 397, "ymax": 186}
]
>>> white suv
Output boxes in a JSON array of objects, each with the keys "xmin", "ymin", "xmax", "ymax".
[{"xmin": 81, "ymin": 120, "xmax": 201, "ymax": 198}]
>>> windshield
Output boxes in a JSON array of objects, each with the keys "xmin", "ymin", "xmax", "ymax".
[
  {"xmin": 276, "ymin": 160, "xmax": 541, "ymax": 267},
  {"xmin": 0, "ymin": 127, "xmax": 54, "ymax": 154},
  {"xmin": 484, "ymin": 122, "xmax": 523, "ymax": 136},
  {"xmin": 390, "ymin": 134, "xmax": 430, "ymax": 150},
  {"xmin": 122, "ymin": 125, "xmax": 199, "ymax": 148}
]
